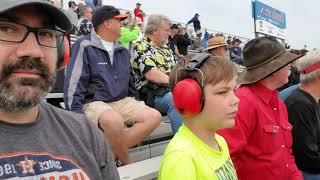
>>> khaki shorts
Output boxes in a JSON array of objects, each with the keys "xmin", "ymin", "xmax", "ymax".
[{"xmin": 83, "ymin": 97, "xmax": 146, "ymax": 127}]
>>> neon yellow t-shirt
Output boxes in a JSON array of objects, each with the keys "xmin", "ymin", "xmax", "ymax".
[{"xmin": 158, "ymin": 124, "xmax": 238, "ymax": 180}]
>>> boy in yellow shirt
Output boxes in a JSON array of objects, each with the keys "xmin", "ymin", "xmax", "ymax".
[{"xmin": 158, "ymin": 54, "xmax": 239, "ymax": 180}]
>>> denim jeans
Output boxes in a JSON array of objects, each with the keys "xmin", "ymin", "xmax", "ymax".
[
  {"xmin": 154, "ymin": 92, "xmax": 183, "ymax": 134},
  {"xmin": 279, "ymin": 84, "xmax": 299, "ymax": 101},
  {"xmin": 231, "ymin": 57, "xmax": 244, "ymax": 65},
  {"xmin": 303, "ymin": 172, "xmax": 320, "ymax": 180}
]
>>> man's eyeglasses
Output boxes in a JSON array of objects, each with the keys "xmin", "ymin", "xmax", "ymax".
[{"xmin": 0, "ymin": 21, "xmax": 65, "ymax": 48}]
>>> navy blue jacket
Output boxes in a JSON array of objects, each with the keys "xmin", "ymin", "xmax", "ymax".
[
  {"xmin": 187, "ymin": 16, "xmax": 201, "ymax": 30},
  {"xmin": 64, "ymin": 30, "xmax": 136, "ymax": 113}
]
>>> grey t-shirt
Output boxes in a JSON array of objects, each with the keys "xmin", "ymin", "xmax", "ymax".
[{"xmin": 0, "ymin": 102, "xmax": 119, "ymax": 180}]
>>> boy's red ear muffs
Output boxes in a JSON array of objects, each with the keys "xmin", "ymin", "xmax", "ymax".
[
  {"xmin": 61, "ymin": 37, "xmax": 70, "ymax": 68},
  {"xmin": 173, "ymin": 78, "xmax": 203, "ymax": 116},
  {"xmin": 172, "ymin": 53, "xmax": 210, "ymax": 117},
  {"xmin": 57, "ymin": 36, "xmax": 70, "ymax": 70}
]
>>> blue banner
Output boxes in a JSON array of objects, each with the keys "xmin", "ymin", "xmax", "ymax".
[
  {"xmin": 254, "ymin": 0, "xmax": 286, "ymax": 29},
  {"xmin": 253, "ymin": 0, "xmax": 286, "ymax": 39}
]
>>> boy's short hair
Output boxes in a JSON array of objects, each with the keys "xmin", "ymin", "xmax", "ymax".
[{"xmin": 169, "ymin": 54, "xmax": 237, "ymax": 91}]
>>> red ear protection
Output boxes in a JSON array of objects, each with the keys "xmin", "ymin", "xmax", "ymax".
[
  {"xmin": 57, "ymin": 36, "xmax": 70, "ymax": 70},
  {"xmin": 61, "ymin": 37, "xmax": 70, "ymax": 69},
  {"xmin": 173, "ymin": 78, "xmax": 203, "ymax": 116},
  {"xmin": 172, "ymin": 53, "xmax": 210, "ymax": 117}
]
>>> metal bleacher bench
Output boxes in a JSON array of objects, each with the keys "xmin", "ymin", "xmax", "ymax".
[
  {"xmin": 118, "ymin": 155, "xmax": 162, "ymax": 180},
  {"xmin": 46, "ymin": 93, "xmax": 64, "ymax": 99},
  {"xmin": 118, "ymin": 117, "xmax": 172, "ymax": 180},
  {"xmin": 118, "ymin": 119, "xmax": 172, "ymax": 179}
]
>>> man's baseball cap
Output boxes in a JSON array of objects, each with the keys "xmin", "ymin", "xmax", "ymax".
[
  {"xmin": 92, "ymin": 5, "xmax": 128, "ymax": 29},
  {"xmin": 234, "ymin": 38, "xmax": 242, "ymax": 43},
  {"xmin": 0, "ymin": 0, "xmax": 72, "ymax": 32},
  {"xmin": 171, "ymin": 24, "xmax": 179, "ymax": 29},
  {"xmin": 136, "ymin": 2, "xmax": 142, "ymax": 5}
]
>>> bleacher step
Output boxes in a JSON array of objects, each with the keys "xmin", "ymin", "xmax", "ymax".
[
  {"xmin": 118, "ymin": 155, "xmax": 162, "ymax": 180},
  {"xmin": 129, "ymin": 140, "xmax": 169, "ymax": 162}
]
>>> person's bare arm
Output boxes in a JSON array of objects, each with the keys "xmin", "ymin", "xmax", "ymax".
[
  {"xmin": 174, "ymin": 46, "xmax": 182, "ymax": 57},
  {"xmin": 231, "ymin": 52, "xmax": 241, "ymax": 58},
  {"xmin": 144, "ymin": 68, "xmax": 169, "ymax": 84}
]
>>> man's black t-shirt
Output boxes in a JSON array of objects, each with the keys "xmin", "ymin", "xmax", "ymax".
[{"xmin": 285, "ymin": 88, "xmax": 320, "ymax": 173}]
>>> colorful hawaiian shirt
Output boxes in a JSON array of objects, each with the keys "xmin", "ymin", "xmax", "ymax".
[{"xmin": 131, "ymin": 36, "xmax": 176, "ymax": 90}]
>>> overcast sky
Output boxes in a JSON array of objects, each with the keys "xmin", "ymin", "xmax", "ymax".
[{"xmin": 70, "ymin": 0, "xmax": 319, "ymax": 49}]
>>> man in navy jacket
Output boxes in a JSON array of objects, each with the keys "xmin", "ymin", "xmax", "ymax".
[
  {"xmin": 64, "ymin": 5, "xmax": 161, "ymax": 165},
  {"xmin": 187, "ymin": 13, "xmax": 201, "ymax": 33}
]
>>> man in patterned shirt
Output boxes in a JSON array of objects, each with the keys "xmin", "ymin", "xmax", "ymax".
[{"xmin": 131, "ymin": 14, "xmax": 183, "ymax": 134}]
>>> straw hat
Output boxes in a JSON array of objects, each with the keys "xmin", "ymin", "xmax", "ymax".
[{"xmin": 206, "ymin": 36, "xmax": 227, "ymax": 51}]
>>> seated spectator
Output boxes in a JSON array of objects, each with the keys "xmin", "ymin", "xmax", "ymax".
[
  {"xmin": 64, "ymin": 6, "xmax": 161, "ymax": 165},
  {"xmin": 227, "ymin": 36, "xmax": 232, "ymax": 46},
  {"xmin": 134, "ymin": 2, "xmax": 145, "ymax": 22},
  {"xmin": 131, "ymin": 15, "xmax": 183, "ymax": 134},
  {"xmin": 85, "ymin": 0, "xmax": 102, "ymax": 9},
  {"xmin": 66, "ymin": 1, "xmax": 78, "ymax": 26},
  {"xmin": 193, "ymin": 31, "xmax": 202, "ymax": 50},
  {"xmin": 118, "ymin": 12, "xmax": 141, "ymax": 49},
  {"xmin": 174, "ymin": 27, "xmax": 191, "ymax": 56},
  {"xmin": 200, "ymin": 29, "xmax": 210, "ymax": 48},
  {"xmin": 168, "ymin": 24, "xmax": 179, "ymax": 54},
  {"xmin": 136, "ymin": 17, "xmax": 144, "ymax": 31},
  {"xmin": 159, "ymin": 54, "xmax": 239, "ymax": 179},
  {"xmin": 131, "ymin": 17, "xmax": 145, "ymax": 45},
  {"xmin": 204, "ymin": 29, "xmax": 209, "ymax": 39},
  {"xmin": 218, "ymin": 37, "xmax": 303, "ymax": 179},
  {"xmin": 200, "ymin": 35, "xmax": 209, "ymax": 48},
  {"xmin": 278, "ymin": 49, "xmax": 308, "ymax": 91},
  {"xmin": 208, "ymin": 33, "xmax": 214, "ymax": 39},
  {"xmin": 84, "ymin": 0, "xmax": 94, "ymax": 7},
  {"xmin": 206, "ymin": 36, "xmax": 227, "ymax": 57},
  {"xmin": 215, "ymin": 33, "xmax": 224, "ymax": 37},
  {"xmin": 232, "ymin": 36, "xmax": 236, "ymax": 45},
  {"xmin": 285, "ymin": 50, "xmax": 320, "ymax": 180},
  {"xmin": 278, "ymin": 64, "xmax": 300, "ymax": 91},
  {"xmin": 76, "ymin": 5, "xmax": 93, "ymax": 36},
  {"xmin": 230, "ymin": 38, "xmax": 243, "ymax": 65},
  {"xmin": 206, "ymin": 36, "xmax": 244, "ymax": 73}
]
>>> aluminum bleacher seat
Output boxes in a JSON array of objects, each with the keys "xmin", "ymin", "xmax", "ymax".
[
  {"xmin": 118, "ymin": 155, "xmax": 162, "ymax": 180},
  {"xmin": 128, "ymin": 116, "xmax": 172, "ymax": 162}
]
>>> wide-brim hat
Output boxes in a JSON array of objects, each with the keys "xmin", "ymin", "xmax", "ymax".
[
  {"xmin": 238, "ymin": 37, "xmax": 305, "ymax": 85},
  {"xmin": 1, "ymin": 0, "xmax": 72, "ymax": 32},
  {"xmin": 206, "ymin": 36, "xmax": 227, "ymax": 51}
]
